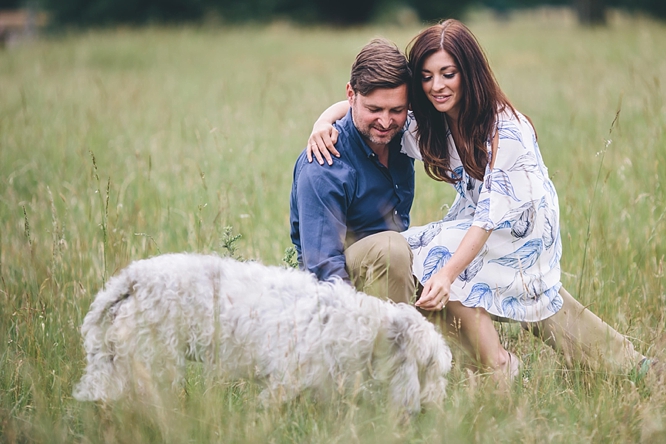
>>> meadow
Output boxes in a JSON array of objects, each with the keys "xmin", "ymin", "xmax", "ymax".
[{"xmin": 1, "ymin": 9, "xmax": 665, "ymax": 443}]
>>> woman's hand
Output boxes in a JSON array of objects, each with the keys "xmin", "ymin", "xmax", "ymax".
[
  {"xmin": 306, "ymin": 100, "xmax": 349, "ymax": 165},
  {"xmin": 415, "ymin": 269, "xmax": 453, "ymax": 311},
  {"xmin": 307, "ymin": 121, "xmax": 339, "ymax": 165},
  {"xmin": 415, "ymin": 226, "xmax": 493, "ymax": 312}
]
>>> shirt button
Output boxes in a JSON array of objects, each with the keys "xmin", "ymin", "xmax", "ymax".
[
  {"xmin": 395, "ymin": 184, "xmax": 398, "ymax": 189},
  {"xmin": 394, "ymin": 210, "xmax": 398, "ymax": 215}
]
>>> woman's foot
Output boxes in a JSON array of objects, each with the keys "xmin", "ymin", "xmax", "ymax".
[
  {"xmin": 505, "ymin": 352, "xmax": 520, "ymax": 382},
  {"xmin": 488, "ymin": 351, "xmax": 520, "ymax": 388},
  {"xmin": 495, "ymin": 351, "xmax": 520, "ymax": 384}
]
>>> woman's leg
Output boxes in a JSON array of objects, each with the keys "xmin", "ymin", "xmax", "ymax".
[
  {"xmin": 425, "ymin": 301, "xmax": 517, "ymax": 382},
  {"xmin": 523, "ymin": 286, "xmax": 644, "ymax": 374}
]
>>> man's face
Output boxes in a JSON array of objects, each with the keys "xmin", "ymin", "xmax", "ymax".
[{"xmin": 347, "ymin": 83, "xmax": 408, "ymax": 151}]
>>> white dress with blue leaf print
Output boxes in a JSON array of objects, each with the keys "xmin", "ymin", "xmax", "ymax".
[{"xmin": 400, "ymin": 110, "xmax": 563, "ymax": 322}]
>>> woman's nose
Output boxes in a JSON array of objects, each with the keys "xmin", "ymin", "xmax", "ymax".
[{"xmin": 432, "ymin": 75, "xmax": 446, "ymax": 91}]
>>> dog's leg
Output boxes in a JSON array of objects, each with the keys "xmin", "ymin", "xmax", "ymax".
[{"xmin": 73, "ymin": 306, "xmax": 136, "ymax": 401}]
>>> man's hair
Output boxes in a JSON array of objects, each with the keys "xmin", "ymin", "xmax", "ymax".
[{"xmin": 349, "ymin": 38, "xmax": 411, "ymax": 96}]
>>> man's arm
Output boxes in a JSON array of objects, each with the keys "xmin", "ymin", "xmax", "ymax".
[{"xmin": 293, "ymin": 159, "xmax": 352, "ymax": 282}]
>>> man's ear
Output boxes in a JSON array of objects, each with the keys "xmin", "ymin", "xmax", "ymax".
[{"xmin": 346, "ymin": 83, "xmax": 355, "ymax": 106}]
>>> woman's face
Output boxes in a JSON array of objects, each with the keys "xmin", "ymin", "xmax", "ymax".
[{"xmin": 420, "ymin": 50, "xmax": 462, "ymax": 119}]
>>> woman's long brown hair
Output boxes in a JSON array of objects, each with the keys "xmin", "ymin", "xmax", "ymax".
[{"xmin": 407, "ymin": 19, "xmax": 516, "ymax": 184}]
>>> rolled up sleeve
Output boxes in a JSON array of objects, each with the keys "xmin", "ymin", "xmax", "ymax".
[{"xmin": 293, "ymin": 161, "xmax": 354, "ymax": 282}]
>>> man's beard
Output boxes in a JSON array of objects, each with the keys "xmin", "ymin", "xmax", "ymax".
[{"xmin": 355, "ymin": 122, "xmax": 400, "ymax": 147}]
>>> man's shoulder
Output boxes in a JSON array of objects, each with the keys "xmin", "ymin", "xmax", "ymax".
[
  {"xmin": 293, "ymin": 148, "xmax": 355, "ymax": 183},
  {"xmin": 332, "ymin": 112, "xmax": 363, "ymax": 151},
  {"xmin": 332, "ymin": 120, "xmax": 353, "ymax": 150}
]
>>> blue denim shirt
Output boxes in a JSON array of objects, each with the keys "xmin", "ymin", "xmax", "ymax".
[{"xmin": 290, "ymin": 109, "xmax": 415, "ymax": 283}]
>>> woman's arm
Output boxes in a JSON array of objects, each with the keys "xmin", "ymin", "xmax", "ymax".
[
  {"xmin": 417, "ymin": 131, "xmax": 500, "ymax": 311},
  {"xmin": 416, "ymin": 226, "xmax": 492, "ymax": 311},
  {"xmin": 307, "ymin": 101, "xmax": 349, "ymax": 165}
]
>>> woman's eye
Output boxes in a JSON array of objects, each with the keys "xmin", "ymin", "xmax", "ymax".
[
  {"xmin": 421, "ymin": 76, "xmax": 432, "ymax": 82},
  {"xmin": 444, "ymin": 73, "xmax": 456, "ymax": 79}
]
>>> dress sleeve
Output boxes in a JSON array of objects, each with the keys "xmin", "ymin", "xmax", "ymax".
[
  {"xmin": 400, "ymin": 111, "xmax": 422, "ymax": 161},
  {"xmin": 472, "ymin": 114, "xmax": 543, "ymax": 231},
  {"xmin": 294, "ymin": 161, "xmax": 353, "ymax": 283}
]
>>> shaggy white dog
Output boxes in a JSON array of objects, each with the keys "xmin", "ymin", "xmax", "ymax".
[{"xmin": 73, "ymin": 253, "xmax": 451, "ymax": 414}]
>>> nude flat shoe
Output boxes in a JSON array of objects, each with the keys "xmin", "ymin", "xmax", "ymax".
[{"xmin": 506, "ymin": 352, "xmax": 521, "ymax": 382}]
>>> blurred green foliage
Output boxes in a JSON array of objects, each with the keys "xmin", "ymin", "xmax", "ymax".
[
  {"xmin": 480, "ymin": 0, "xmax": 665, "ymax": 20},
  {"xmin": 0, "ymin": 0, "xmax": 22, "ymax": 7},
  {"xmin": 609, "ymin": 0, "xmax": 666, "ymax": 19},
  {"xmin": 42, "ymin": 0, "xmax": 207, "ymax": 24},
  {"xmin": 37, "ymin": 0, "xmax": 471, "ymax": 26},
  {"xmin": 3, "ymin": 0, "xmax": 666, "ymax": 26}
]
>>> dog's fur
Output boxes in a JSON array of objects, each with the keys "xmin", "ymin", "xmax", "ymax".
[{"xmin": 73, "ymin": 253, "xmax": 451, "ymax": 414}]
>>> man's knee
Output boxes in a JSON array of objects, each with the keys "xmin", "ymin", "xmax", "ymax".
[
  {"xmin": 344, "ymin": 231, "xmax": 414, "ymax": 302},
  {"xmin": 345, "ymin": 231, "xmax": 411, "ymax": 271},
  {"xmin": 371, "ymin": 231, "xmax": 412, "ymax": 273}
]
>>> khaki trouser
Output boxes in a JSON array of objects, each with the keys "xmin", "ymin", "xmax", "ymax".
[
  {"xmin": 344, "ymin": 231, "xmax": 415, "ymax": 304},
  {"xmin": 523, "ymin": 286, "xmax": 644, "ymax": 374}
]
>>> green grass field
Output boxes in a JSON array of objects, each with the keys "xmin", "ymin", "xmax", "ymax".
[{"xmin": 1, "ymin": 10, "xmax": 665, "ymax": 442}]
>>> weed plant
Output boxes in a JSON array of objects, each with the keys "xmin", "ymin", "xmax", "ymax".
[{"xmin": 1, "ymin": 10, "xmax": 665, "ymax": 443}]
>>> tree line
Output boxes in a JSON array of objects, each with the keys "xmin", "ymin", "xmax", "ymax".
[{"xmin": 0, "ymin": 0, "xmax": 664, "ymax": 26}]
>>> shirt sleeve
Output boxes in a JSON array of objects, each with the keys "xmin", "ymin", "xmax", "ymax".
[
  {"xmin": 294, "ymin": 161, "xmax": 353, "ymax": 283},
  {"xmin": 472, "ymin": 114, "xmax": 543, "ymax": 231},
  {"xmin": 400, "ymin": 111, "xmax": 422, "ymax": 161}
]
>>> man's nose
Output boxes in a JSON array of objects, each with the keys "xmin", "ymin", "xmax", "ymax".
[{"xmin": 378, "ymin": 112, "xmax": 391, "ymax": 128}]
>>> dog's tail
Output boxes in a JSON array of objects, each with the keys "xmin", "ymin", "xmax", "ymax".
[{"xmin": 72, "ymin": 271, "xmax": 135, "ymax": 401}]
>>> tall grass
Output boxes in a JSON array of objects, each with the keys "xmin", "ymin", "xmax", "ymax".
[{"xmin": 1, "ymin": 10, "xmax": 665, "ymax": 442}]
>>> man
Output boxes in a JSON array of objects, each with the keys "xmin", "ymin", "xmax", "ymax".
[{"xmin": 290, "ymin": 39, "xmax": 416, "ymax": 303}]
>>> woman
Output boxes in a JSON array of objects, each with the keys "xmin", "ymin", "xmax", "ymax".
[{"xmin": 308, "ymin": 20, "xmax": 648, "ymax": 382}]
